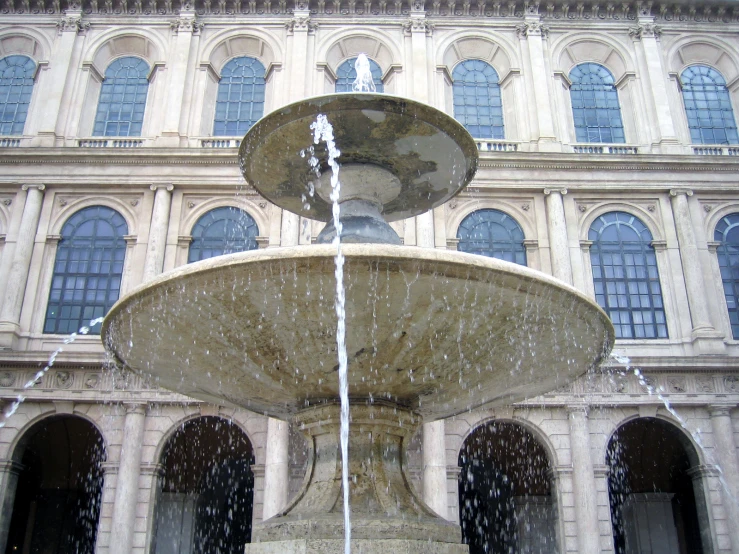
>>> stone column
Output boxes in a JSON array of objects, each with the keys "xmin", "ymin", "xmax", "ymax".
[
  {"xmin": 516, "ymin": 14, "xmax": 557, "ymax": 149},
  {"xmin": 109, "ymin": 403, "xmax": 146, "ymax": 554},
  {"xmin": 262, "ymin": 417, "xmax": 290, "ymax": 520},
  {"xmin": 709, "ymin": 405, "xmax": 739, "ymax": 552},
  {"xmin": 422, "ymin": 420, "xmax": 448, "ymax": 519},
  {"xmin": 629, "ymin": 11, "xmax": 680, "ymax": 152},
  {"xmin": 142, "ymin": 184, "xmax": 174, "ymax": 283},
  {"xmin": 160, "ymin": 10, "xmax": 202, "ymax": 145},
  {"xmin": 0, "ymin": 460, "xmax": 24, "ymax": 553},
  {"xmin": 35, "ymin": 9, "xmax": 87, "ymax": 145},
  {"xmin": 669, "ymin": 189, "xmax": 723, "ymax": 345},
  {"xmin": 687, "ymin": 464, "xmax": 720, "ymax": 554},
  {"xmin": 0, "ymin": 185, "xmax": 45, "ymax": 346},
  {"xmin": 567, "ymin": 405, "xmax": 601, "ymax": 554},
  {"xmin": 544, "ymin": 188, "xmax": 573, "ymax": 285},
  {"xmin": 285, "ymin": 9, "xmax": 314, "ymax": 101}
]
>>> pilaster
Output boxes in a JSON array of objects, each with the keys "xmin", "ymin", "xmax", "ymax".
[
  {"xmin": 0, "ymin": 184, "xmax": 45, "ymax": 349},
  {"xmin": 0, "ymin": 460, "xmax": 24, "ymax": 553},
  {"xmin": 423, "ymin": 419, "xmax": 449, "ymax": 519},
  {"xmin": 708, "ymin": 405, "xmax": 739, "ymax": 553},
  {"xmin": 262, "ymin": 417, "xmax": 289, "ymax": 520},
  {"xmin": 544, "ymin": 188, "xmax": 573, "ymax": 285},
  {"xmin": 142, "ymin": 184, "xmax": 174, "ymax": 283}
]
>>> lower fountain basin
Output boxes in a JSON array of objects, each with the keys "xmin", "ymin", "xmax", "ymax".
[{"xmin": 102, "ymin": 244, "xmax": 613, "ymax": 421}]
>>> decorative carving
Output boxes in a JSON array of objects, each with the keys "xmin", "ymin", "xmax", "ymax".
[
  {"xmin": 402, "ymin": 17, "xmax": 435, "ymax": 35},
  {"xmin": 2, "ymin": 199, "xmax": 11, "ymax": 206},
  {"xmin": 695, "ymin": 376, "xmax": 715, "ymax": 393},
  {"xmin": 56, "ymin": 14, "xmax": 89, "ymax": 33},
  {"xmin": 84, "ymin": 373, "xmax": 100, "ymax": 389},
  {"xmin": 665, "ymin": 376, "xmax": 686, "ymax": 393},
  {"xmin": 285, "ymin": 15, "xmax": 318, "ymax": 32},
  {"xmin": 724, "ymin": 375, "xmax": 739, "ymax": 393},
  {"xmin": 515, "ymin": 21, "xmax": 550, "ymax": 37},
  {"xmin": 578, "ymin": 204, "xmax": 587, "ymax": 213},
  {"xmin": 704, "ymin": 205, "xmax": 713, "ymax": 213},
  {"xmin": 130, "ymin": 199, "xmax": 139, "ymax": 207},
  {"xmin": 59, "ymin": 198, "xmax": 68, "ymax": 206},
  {"xmin": 0, "ymin": 371, "xmax": 15, "ymax": 388},
  {"xmin": 521, "ymin": 203, "xmax": 530, "ymax": 211},
  {"xmin": 628, "ymin": 23, "xmax": 662, "ymax": 39},
  {"xmin": 258, "ymin": 201, "xmax": 268, "ymax": 209},
  {"xmin": 188, "ymin": 201, "xmax": 196, "ymax": 208},
  {"xmin": 647, "ymin": 205, "xmax": 655, "ymax": 212},
  {"xmin": 170, "ymin": 16, "xmax": 204, "ymax": 33},
  {"xmin": 55, "ymin": 371, "xmax": 73, "ymax": 389}
]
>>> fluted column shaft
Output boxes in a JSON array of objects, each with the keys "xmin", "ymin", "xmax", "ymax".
[
  {"xmin": 568, "ymin": 406, "xmax": 601, "ymax": 553},
  {"xmin": 109, "ymin": 403, "xmax": 146, "ymax": 554},
  {"xmin": 544, "ymin": 188, "xmax": 573, "ymax": 285},
  {"xmin": 142, "ymin": 184, "xmax": 173, "ymax": 282},
  {"xmin": 263, "ymin": 417, "xmax": 290, "ymax": 520},
  {"xmin": 0, "ymin": 185, "xmax": 45, "ymax": 330}
]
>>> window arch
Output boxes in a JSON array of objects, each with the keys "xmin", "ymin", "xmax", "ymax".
[
  {"xmin": 714, "ymin": 212, "xmax": 739, "ymax": 339},
  {"xmin": 680, "ymin": 65, "xmax": 739, "ymax": 145},
  {"xmin": 44, "ymin": 206, "xmax": 128, "ymax": 335},
  {"xmin": 335, "ymin": 57, "xmax": 384, "ymax": 93},
  {"xmin": 0, "ymin": 55, "xmax": 36, "ymax": 136},
  {"xmin": 588, "ymin": 211, "xmax": 667, "ymax": 339},
  {"xmin": 188, "ymin": 207, "xmax": 259, "ymax": 263},
  {"xmin": 457, "ymin": 209, "xmax": 526, "ymax": 266},
  {"xmin": 93, "ymin": 56, "xmax": 150, "ymax": 137},
  {"xmin": 213, "ymin": 56, "xmax": 266, "ymax": 136},
  {"xmin": 569, "ymin": 63, "xmax": 625, "ymax": 144},
  {"xmin": 452, "ymin": 59, "xmax": 504, "ymax": 140}
]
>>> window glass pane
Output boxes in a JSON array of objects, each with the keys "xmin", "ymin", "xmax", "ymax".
[
  {"xmin": 714, "ymin": 213, "xmax": 739, "ymax": 338},
  {"xmin": 188, "ymin": 207, "xmax": 260, "ymax": 263},
  {"xmin": 456, "ymin": 209, "xmax": 526, "ymax": 266},
  {"xmin": 680, "ymin": 65, "xmax": 739, "ymax": 145},
  {"xmin": 93, "ymin": 57, "xmax": 149, "ymax": 137},
  {"xmin": 589, "ymin": 211, "xmax": 668, "ymax": 339},
  {"xmin": 452, "ymin": 60, "xmax": 505, "ymax": 139},
  {"xmin": 335, "ymin": 57, "xmax": 384, "ymax": 93},
  {"xmin": 569, "ymin": 63, "xmax": 625, "ymax": 144},
  {"xmin": 44, "ymin": 206, "xmax": 128, "ymax": 335},
  {"xmin": 0, "ymin": 55, "xmax": 36, "ymax": 136},
  {"xmin": 213, "ymin": 56, "xmax": 267, "ymax": 136}
]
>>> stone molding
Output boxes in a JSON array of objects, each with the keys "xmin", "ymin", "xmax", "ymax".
[
  {"xmin": 402, "ymin": 16, "xmax": 435, "ymax": 35},
  {"xmin": 56, "ymin": 13, "xmax": 90, "ymax": 34},
  {"xmin": 285, "ymin": 13, "xmax": 318, "ymax": 32},
  {"xmin": 628, "ymin": 22, "xmax": 663, "ymax": 39},
  {"xmin": 0, "ymin": 459, "xmax": 24, "ymax": 475},
  {"xmin": 170, "ymin": 15, "xmax": 204, "ymax": 33},
  {"xmin": 515, "ymin": 20, "xmax": 549, "ymax": 38}
]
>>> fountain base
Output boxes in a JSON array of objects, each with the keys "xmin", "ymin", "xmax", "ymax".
[{"xmin": 247, "ymin": 402, "xmax": 465, "ymax": 551}]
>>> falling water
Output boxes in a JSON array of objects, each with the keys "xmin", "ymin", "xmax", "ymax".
[
  {"xmin": 311, "ymin": 114, "xmax": 350, "ymax": 553},
  {"xmin": 612, "ymin": 352, "xmax": 739, "ymax": 507},
  {"xmin": 0, "ymin": 317, "xmax": 105, "ymax": 428},
  {"xmin": 352, "ymin": 54, "xmax": 376, "ymax": 93}
]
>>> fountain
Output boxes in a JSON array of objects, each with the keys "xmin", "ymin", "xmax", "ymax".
[{"xmin": 101, "ymin": 91, "xmax": 614, "ymax": 553}]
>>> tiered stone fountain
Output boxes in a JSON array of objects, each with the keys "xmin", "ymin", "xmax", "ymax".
[{"xmin": 102, "ymin": 93, "xmax": 614, "ymax": 554}]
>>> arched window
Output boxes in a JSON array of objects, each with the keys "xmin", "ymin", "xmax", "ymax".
[
  {"xmin": 335, "ymin": 57, "xmax": 384, "ymax": 93},
  {"xmin": 569, "ymin": 63, "xmax": 625, "ymax": 144},
  {"xmin": 457, "ymin": 209, "xmax": 526, "ymax": 265},
  {"xmin": 213, "ymin": 56, "xmax": 266, "ymax": 136},
  {"xmin": 714, "ymin": 213, "xmax": 739, "ymax": 339},
  {"xmin": 588, "ymin": 212, "xmax": 667, "ymax": 339},
  {"xmin": 188, "ymin": 207, "xmax": 259, "ymax": 263},
  {"xmin": 93, "ymin": 56, "xmax": 150, "ymax": 137},
  {"xmin": 44, "ymin": 206, "xmax": 128, "ymax": 335},
  {"xmin": 0, "ymin": 55, "xmax": 36, "ymax": 136},
  {"xmin": 452, "ymin": 59, "xmax": 504, "ymax": 140},
  {"xmin": 680, "ymin": 65, "xmax": 739, "ymax": 145}
]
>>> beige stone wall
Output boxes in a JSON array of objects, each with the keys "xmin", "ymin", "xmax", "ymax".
[{"xmin": 0, "ymin": 2, "xmax": 738, "ymax": 553}]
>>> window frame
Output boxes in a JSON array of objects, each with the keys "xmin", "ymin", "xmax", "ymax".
[
  {"xmin": 713, "ymin": 212, "xmax": 739, "ymax": 340},
  {"xmin": 679, "ymin": 64, "xmax": 739, "ymax": 146},
  {"xmin": 451, "ymin": 59, "xmax": 505, "ymax": 140},
  {"xmin": 334, "ymin": 57, "xmax": 384, "ymax": 93},
  {"xmin": 187, "ymin": 206, "xmax": 260, "ymax": 263},
  {"xmin": 212, "ymin": 56, "xmax": 267, "ymax": 137},
  {"xmin": 92, "ymin": 56, "xmax": 151, "ymax": 138},
  {"xmin": 456, "ymin": 208, "xmax": 527, "ymax": 266},
  {"xmin": 568, "ymin": 62, "xmax": 626, "ymax": 144},
  {"xmin": 0, "ymin": 54, "xmax": 37, "ymax": 136}
]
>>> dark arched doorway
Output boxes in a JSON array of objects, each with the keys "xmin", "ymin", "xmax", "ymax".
[
  {"xmin": 153, "ymin": 416, "xmax": 254, "ymax": 554},
  {"xmin": 4, "ymin": 415, "xmax": 105, "ymax": 554},
  {"xmin": 458, "ymin": 420, "xmax": 558, "ymax": 554},
  {"xmin": 607, "ymin": 417, "xmax": 707, "ymax": 554}
]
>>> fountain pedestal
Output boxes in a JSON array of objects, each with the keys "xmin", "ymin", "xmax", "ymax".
[{"xmin": 246, "ymin": 402, "xmax": 466, "ymax": 554}]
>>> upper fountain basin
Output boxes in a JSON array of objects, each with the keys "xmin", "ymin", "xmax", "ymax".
[
  {"xmin": 238, "ymin": 93, "xmax": 478, "ymax": 222},
  {"xmin": 102, "ymin": 245, "xmax": 614, "ymax": 420}
]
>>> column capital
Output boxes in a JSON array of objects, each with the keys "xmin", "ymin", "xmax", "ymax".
[
  {"xmin": 123, "ymin": 402, "xmax": 147, "ymax": 416},
  {"xmin": 402, "ymin": 16, "xmax": 435, "ymax": 36},
  {"xmin": 285, "ymin": 10, "xmax": 318, "ymax": 34},
  {"xmin": 101, "ymin": 461, "xmax": 119, "ymax": 475},
  {"xmin": 515, "ymin": 20, "xmax": 549, "ymax": 39},
  {"xmin": 628, "ymin": 23, "xmax": 663, "ymax": 40},
  {"xmin": 140, "ymin": 462, "xmax": 165, "ymax": 477},
  {"xmin": 543, "ymin": 187, "xmax": 567, "ymax": 196},
  {"xmin": 579, "ymin": 239, "xmax": 594, "ymax": 252},
  {"xmin": 0, "ymin": 459, "xmax": 24, "ymax": 476},
  {"xmin": 170, "ymin": 15, "xmax": 204, "ymax": 34},
  {"xmin": 708, "ymin": 404, "xmax": 735, "ymax": 418},
  {"xmin": 21, "ymin": 184, "xmax": 45, "ymax": 192},
  {"xmin": 566, "ymin": 403, "xmax": 589, "ymax": 416},
  {"xmin": 686, "ymin": 464, "xmax": 721, "ymax": 480},
  {"xmin": 670, "ymin": 188, "xmax": 693, "ymax": 197},
  {"xmin": 56, "ymin": 10, "xmax": 90, "ymax": 35},
  {"xmin": 150, "ymin": 184, "xmax": 174, "ymax": 192}
]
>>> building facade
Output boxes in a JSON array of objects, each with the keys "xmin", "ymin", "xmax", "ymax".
[{"xmin": 0, "ymin": 0, "xmax": 738, "ymax": 553}]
